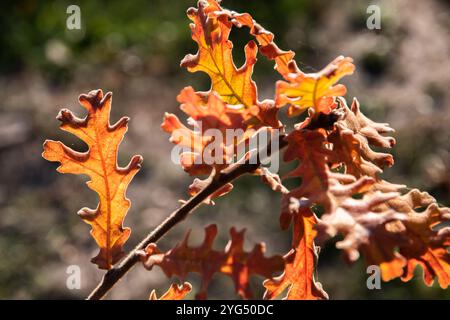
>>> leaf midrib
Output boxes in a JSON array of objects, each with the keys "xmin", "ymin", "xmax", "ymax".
[{"xmin": 93, "ymin": 115, "xmax": 112, "ymax": 269}]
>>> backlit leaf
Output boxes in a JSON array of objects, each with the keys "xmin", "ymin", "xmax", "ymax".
[
  {"xmin": 264, "ymin": 207, "xmax": 328, "ymax": 300},
  {"xmin": 42, "ymin": 90, "xmax": 142, "ymax": 269},
  {"xmin": 181, "ymin": 0, "xmax": 258, "ymax": 109},
  {"xmin": 149, "ymin": 282, "xmax": 192, "ymax": 300},
  {"xmin": 276, "ymin": 56, "xmax": 355, "ymax": 116},
  {"xmin": 139, "ymin": 224, "xmax": 284, "ymax": 299}
]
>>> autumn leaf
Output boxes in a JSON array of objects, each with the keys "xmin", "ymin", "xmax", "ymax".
[
  {"xmin": 162, "ymin": 87, "xmax": 251, "ymax": 176},
  {"xmin": 162, "ymin": 87, "xmax": 282, "ymax": 203},
  {"xmin": 181, "ymin": 0, "xmax": 258, "ymax": 109},
  {"xmin": 181, "ymin": 0, "xmax": 281, "ymax": 128},
  {"xmin": 329, "ymin": 97, "xmax": 395, "ymax": 177},
  {"xmin": 264, "ymin": 207, "xmax": 328, "ymax": 300},
  {"xmin": 255, "ymin": 167, "xmax": 289, "ymax": 194},
  {"xmin": 316, "ymin": 182, "xmax": 405, "ymax": 266},
  {"xmin": 161, "ymin": 87, "xmax": 252, "ymax": 202},
  {"xmin": 281, "ymin": 129, "xmax": 333, "ymax": 226},
  {"xmin": 383, "ymin": 188, "xmax": 450, "ymax": 288},
  {"xmin": 276, "ymin": 56, "xmax": 355, "ymax": 116},
  {"xmin": 329, "ymin": 126, "xmax": 384, "ymax": 178},
  {"xmin": 149, "ymin": 282, "xmax": 192, "ymax": 300},
  {"xmin": 316, "ymin": 180, "xmax": 450, "ymax": 288},
  {"xmin": 282, "ymin": 129, "xmax": 401, "ymax": 264},
  {"xmin": 281, "ymin": 96, "xmax": 449, "ymax": 289},
  {"xmin": 280, "ymin": 126, "xmax": 360, "ymax": 228},
  {"xmin": 401, "ymin": 206, "xmax": 450, "ymax": 288},
  {"xmin": 139, "ymin": 224, "xmax": 284, "ymax": 299},
  {"xmin": 42, "ymin": 89, "xmax": 142, "ymax": 269},
  {"xmin": 162, "ymin": 0, "xmax": 291, "ymax": 204}
]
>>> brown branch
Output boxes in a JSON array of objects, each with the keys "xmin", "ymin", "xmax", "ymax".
[{"xmin": 87, "ymin": 134, "xmax": 288, "ymax": 300}]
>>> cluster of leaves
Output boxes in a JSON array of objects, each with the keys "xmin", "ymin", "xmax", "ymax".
[{"xmin": 43, "ymin": 0, "xmax": 449, "ymax": 299}]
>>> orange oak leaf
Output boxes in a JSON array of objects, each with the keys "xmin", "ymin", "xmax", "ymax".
[
  {"xmin": 281, "ymin": 126, "xmax": 402, "ymax": 277},
  {"xmin": 281, "ymin": 129, "xmax": 333, "ymax": 225},
  {"xmin": 181, "ymin": 0, "xmax": 281, "ymax": 128},
  {"xmin": 161, "ymin": 87, "xmax": 251, "ymax": 202},
  {"xmin": 162, "ymin": 87, "xmax": 251, "ymax": 176},
  {"xmin": 139, "ymin": 224, "xmax": 284, "ymax": 299},
  {"xmin": 264, "ymin": 207, "xmax": 327, "ymax": 300},
  {"xmin": 276, "ymin": 56, "xmax": 355, "ymax": 116},
  {"xmin": 181, "ymin": 0, "xmax": 258, "ymax": 109},
  {"xmin": 316, "ymin": 183, "xmax": 405, "ymax": 266},
  {"xmin": 149, "ymin": 282, "xmax": 192, "ymax": 300},
  {"xmin": 188, "ymin": 176, "xmax": 233, "ymax": 205},
  {"xmin": 162, "ymin": 87, "xmax": 282, "ymax": 203},
  {"xmin": 42, "ymin": 89, "xmax": 142, "ymax": 269},
  {"xmin": 282, "ymin": 109, "xmax": 448, "ymax": 288},
  {"xmin": 255, "ymin": 167, "xmax": 289, "ymax": 194},
  {"xmin": 281, "ymin": 127, "xmax": 408, "ymax": 283},
  {"xmin": 281, "ymin": 110, "xmax": 396, "ymax": 226}
]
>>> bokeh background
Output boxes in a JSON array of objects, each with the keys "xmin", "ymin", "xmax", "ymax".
[{"xmin": 0, "ymin": 0, "xmax": 449, "ymax": 299}]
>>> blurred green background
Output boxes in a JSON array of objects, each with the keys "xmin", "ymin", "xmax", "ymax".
[{"xmin": 0, "ymin": 0, "xmax": 449, "ymax": 299}]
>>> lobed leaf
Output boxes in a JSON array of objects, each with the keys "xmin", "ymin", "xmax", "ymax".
[
  {"xmin": 42, "ymin": 90, "xmax": 142, "ymax": 269},
  {"xmin": 317, "ymin": 182, "xmax": 450, "ymax": 288},
  {"xmin": 282, "ymin": 98, "xmax": 449, "ymax": 288},
  {"xmin": 264, "ymin": 207, "xmax": 328, "ymax": 300},
  {"xmin": 149, "ymin": 282, "xmax": 192, "ymax": 300},
  {"xmin": 139, "ymin": 224, "xmax": 284, "ymax": 299},
  {"xmin": 276, "ymin": 56, "xmax": 355, "ymax": 116},
  {"xmin": 329, "ymin": 97, "xmax": 395, "ymax": 178},
  {"xmin": 181, "ymin": 0, "xmax": 258, "ymax": 110}
]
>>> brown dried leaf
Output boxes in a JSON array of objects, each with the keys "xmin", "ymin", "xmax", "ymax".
[{"xmin": 139, "ymin": 224, "xmax": 284, "ymax": 299}]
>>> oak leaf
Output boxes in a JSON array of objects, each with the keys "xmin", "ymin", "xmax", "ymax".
[
  {"xmin": 181, "ymin": 0, "xmax": 281, "ymax": 127},
  {"xmin": 401, "ymin": 210, "xmax": 450, "ymax": 288},
  {"xmin": 276, "ymin": 56, "xmax": 355, "ymax": 116},
  {"xmin": 329, "ymin": 97, "xmax": 395, "ymax": 177},
  {"xmin": 181, "ymin": 0, "xmax": 258, "ymax": 109},
  {"xmin": 139, "ymin": 224, "xmax": 284, "ymax": 299},
  {"xmin": 264, "ymin": 207, "xmax": 328, "ymax": 300},
  {"xmin": 162, "ymin": 87, "xmax": 251, "ymax": 176},
  {"xmin": 162, "ymin": 87, "xmax": 283, "ymax": 203},
  {"xmin": 316, "ymin": 181, "xmax": 450, "ymax": 288},
  {"xmin": 382, "ymin": 188, "xmax": 450, "ymax": 288},
  {"xmin": 42, "ymin": 89, "xmax": 142, "ymax": 269},
  {"xmin": 280, "ymin": 129, "xmax": 333, "ymax": 228},
  {"xmin": 149, "ymin": 282, "xmax": 192, "ymax": 300}
]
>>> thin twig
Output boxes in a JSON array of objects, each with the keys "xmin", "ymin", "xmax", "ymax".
[{"xmin": 87, "ymin": 135, "xmax": 287, "ymax": 300}]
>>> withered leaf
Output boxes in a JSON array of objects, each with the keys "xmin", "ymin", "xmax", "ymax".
[
  {"xmin": 139, "ymin": 224, "xmax": 284, "ymax": 299},
  {"xmin": 316, "ymin": 181, "xmax": 450, "ymax": 288},
  {"xmin": 329, "ymin": 97, "xmax": 395, "ymax": 177}
]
